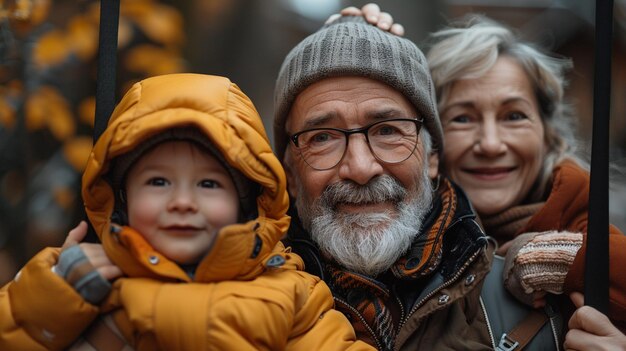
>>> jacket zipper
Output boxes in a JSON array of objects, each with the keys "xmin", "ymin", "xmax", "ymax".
[
  {"xmin": 395, "ymin": 248, "xmax": 482, "ymax": 346},
  {"xmin": 548, "ymin": 312, "xmax": 561, "ymax": 351},
  {"xmin": 479, "ymin": 296, "xmax": 496, "ymax": 349},
  {"xmin": 335, "ymin": 297, "xmax": 383, "ymax": 351}
]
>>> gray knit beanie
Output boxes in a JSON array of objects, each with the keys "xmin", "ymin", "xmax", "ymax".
[{"xmin": 273, "ymin": 16, "xmax": 443, "ymax": 161}]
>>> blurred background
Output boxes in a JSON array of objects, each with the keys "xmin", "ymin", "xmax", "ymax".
[{"xmin": 1, "ymin": 0, "xmax": 625, "ymax": 285}]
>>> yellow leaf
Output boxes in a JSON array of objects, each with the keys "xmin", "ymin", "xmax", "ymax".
[
  {"xmin": 25, "ymin": 89, "xmax": 48, "ymax": 131},
  {"xmin": 25, "ymin": 86, "xmax": 75, "ymax": 140},
  {"xmin": 78, "ymin": 97, "xmax": 95, "ymax": 127},
  {"xmin": 122, "ymin": 1, "xmax": 184, "ymax": 46},
  {"xmin": 33, "ymin": 29, "xmax": 72, "ymax": 67},
  {"xmin": 67, "ymin": 15, "xmax": 98, "ymax": 60},
  {"xmin": 62, "ymin": 136, "xmax": 93, "ymax": 171},
  {"xmin": 124, "ymin": 45, "xmax": 185, "ymax": 76}
]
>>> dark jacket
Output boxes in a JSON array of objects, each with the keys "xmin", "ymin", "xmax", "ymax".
[{"xmin": 284, "ymin": 178, "xmax": 498, "ymax": 350}]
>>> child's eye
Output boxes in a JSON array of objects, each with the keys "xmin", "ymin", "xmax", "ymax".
[
  {"xmin": 199, "ymin": 179, "xmax": 220, "ymax": 188},
  {"xmin": 147, "ymin": 177, "xmax": 169, "ymax": 186}
]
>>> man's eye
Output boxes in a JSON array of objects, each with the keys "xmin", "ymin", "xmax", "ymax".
[
  {"xmin": 376, "ymin": 124, "xmax": 400, "ymax": 136},
  {"xmin": 199, "ymin": 179, "xmax": 219, "ymax": 188},
  {"xmin": 311, "ymin": 132, "xmax": 331, "ymax": 143},
  {"xmin": 147, "ymin": 177, "xmax": 168, "ymax": 186},
  {"xmin": 300, "ymin": 130, "xmax": 342, "ymax": 147}
]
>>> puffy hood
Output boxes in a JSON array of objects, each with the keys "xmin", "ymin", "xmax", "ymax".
[{"xmin": 82, "ymin": 73, "xmax": 292, "ymax": 282}]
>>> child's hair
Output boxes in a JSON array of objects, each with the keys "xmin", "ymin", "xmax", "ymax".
[{"xmin": 107, "ymin": 126, "xmax": 259, "ymax": 224}]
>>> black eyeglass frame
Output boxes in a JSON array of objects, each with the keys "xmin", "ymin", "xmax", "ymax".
[{"xmin": 288, "ymin": 118, "xmax": 424, "ymax": 170}]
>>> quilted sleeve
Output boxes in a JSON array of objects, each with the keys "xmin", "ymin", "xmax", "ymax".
[
  {"xmin": 0, "ymin": 247, "xmax": 99, "ymax": 350},
  {"xmin": 286, "ymin": 275, "xmax": 375, "ymax": 351}
]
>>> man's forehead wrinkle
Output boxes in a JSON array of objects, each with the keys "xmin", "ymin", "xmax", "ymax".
[
  {"xmin": 302, "ymin": 108, "xmax": 407, "ymax": 129},
  {"xmin": 302, "ymin": 113, "xmax": 337, "ymax": 129},
  {"xmin": 366, "ymin": 108, "xmax": 407, "ymax": 120}
]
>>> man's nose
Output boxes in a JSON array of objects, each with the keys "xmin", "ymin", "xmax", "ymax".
[{"xmin": 337, "ymin": 134, "xmax": 384, "ymax": 185}]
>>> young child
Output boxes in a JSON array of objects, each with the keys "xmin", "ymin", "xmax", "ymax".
[{"xmin": 0, "ymin": 74, "xmax": 373, "ymax": 351}]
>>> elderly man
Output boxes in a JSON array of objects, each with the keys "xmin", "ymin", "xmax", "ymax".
[{"xmin": 273, "ymin": 16, "xmax": 494, "ymax": 350}]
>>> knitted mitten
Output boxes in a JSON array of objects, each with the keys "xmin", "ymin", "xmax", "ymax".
[
  {"xmin": 504, "ymin": 231, "xmax": 582, "ymax": 305},
  {"xmin": 54, "ymin": 245, "xmax": 111, "ymax": 304}
]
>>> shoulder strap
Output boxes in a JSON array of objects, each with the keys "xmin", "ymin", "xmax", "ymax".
[
  {"xmin": 496, "ymin": 310, "xmax": 548, "ymax": 351},
  {"xmin": 482, "ymin": 255, "xmax": 560, "ymax": 351}
]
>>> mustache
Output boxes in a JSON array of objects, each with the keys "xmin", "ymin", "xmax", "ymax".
[{"xmin": 320, "ymin": 175, "xmax": 407, "ymax": 207}]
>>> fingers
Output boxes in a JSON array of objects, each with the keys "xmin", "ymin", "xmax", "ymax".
[
  {"xmin": 564, "ymin": 328, "xmax": 594, "ymax": 351},
  {"xmin": 361, "ymin": 3, "xmax": 381, "ymax": 23},
  {"xmin": 339, "ymin": 6, "xmax": 362, "ymax": 16},
  {"xmin": 80, "ymin": 243, "xmax": 123, "ymax": 281},
  {"xmin": 390, "ymin": 23, "xmax": 405, "ymax": 36},
  {"xmin": 329, "ymin": 6, "xmax": 361, "ymax": 25},
  {"xmin": 98, "ymin": 265, "xmax": 124, "ymax": 281},
  {"xmin": 568, "ymin": 304, "xmax": 616, "ymax": 336},
  {"xmin": 376, "ymin": 12, "xmax": 393, "ymax": 31},
  {"xmin": 564, "ymin": 326, "xmax": 626, "ymax": 351},
  {"xmin": 62, "ymin": 221, "xmax": 88, "ymax": 249},
  {"xmin": 570, "ymin": 292, "xmax": 584, "ymax": 308},
  {"xmin": 332, "ymin": 3, "xmax": 404, "ymax": 37}
]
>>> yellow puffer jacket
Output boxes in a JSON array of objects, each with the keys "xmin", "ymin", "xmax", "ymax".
[{"xmin": 0, "ymin": 74, "xmax": 372, "ymax": 351}]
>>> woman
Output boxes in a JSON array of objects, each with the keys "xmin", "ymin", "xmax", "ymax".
[
  {"xmin": 426, "ymin": 11, "xmax": 624, "ymax": 314},
  {"xmin": 335, "ymin": 4, "xmax": 626, "ymax": 348}
]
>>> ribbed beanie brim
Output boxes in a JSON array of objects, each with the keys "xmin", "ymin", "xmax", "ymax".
[{"xmin": 273, "ymin": 16, "xmax": 443, "ymax": 161}]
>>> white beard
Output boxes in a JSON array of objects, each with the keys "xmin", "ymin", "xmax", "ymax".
[{"xmin": 295, "ymin": 168, "xmax": 433, "ymax": 277}]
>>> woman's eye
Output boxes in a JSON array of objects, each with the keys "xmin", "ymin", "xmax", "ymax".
[
  {"xmin": 451, "ymin": 115, "xmax": 471, "ymax": 123},
  {"xmin": 147, "ymin": 177, "xmax": 168, "ymax": 186},
  {"xmin": 507, "ymin": 112, "xmax": 528, "ymax": 121},
  {"xmin": 199, "ymin": 179, "xmax": 219, "ymax": 188}
]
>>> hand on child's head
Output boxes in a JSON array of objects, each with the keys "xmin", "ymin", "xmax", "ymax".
[{"xmin": 327, "ymin": 3, "xmax": 405, "ymax": 36}]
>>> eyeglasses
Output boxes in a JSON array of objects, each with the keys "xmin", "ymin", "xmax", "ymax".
[{"xmin": 289, "ymin": 118, "xmax": 424, "ymax": 170}]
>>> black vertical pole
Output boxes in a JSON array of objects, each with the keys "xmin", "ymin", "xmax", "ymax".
[
  {"xmin": 584, "ymin": 0, "xmax": 612, "ymax": 314},
  {"xmin": 85, "ymin": 0, "xmax": 120, "ymax": 243},
  {"xmin": 93, "ymin": 0, "xmax": 120, "ymax": 143}
]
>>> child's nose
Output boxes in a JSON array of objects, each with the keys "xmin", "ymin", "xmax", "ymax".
[{"xmin": 167, "ymin": 187, "xmax": 198, "ymax": 213}]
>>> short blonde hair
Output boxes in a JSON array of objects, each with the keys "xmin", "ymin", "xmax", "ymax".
[{"xmin": 427, "ymin": 14, "xmax": 581, "ymax": 201}]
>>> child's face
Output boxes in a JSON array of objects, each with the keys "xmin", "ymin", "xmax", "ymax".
[{"xmin": 125, "ymin": 141, "xmax": 240, "ymax": 265}]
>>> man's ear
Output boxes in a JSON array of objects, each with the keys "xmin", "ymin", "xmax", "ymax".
[
  {"xmin": 428, "ymin": 152, "xmax": 439, "ymax": 180},
  {"xmin": 283, "ymin": 152, "xmax": 298, "ymax": 198}
]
